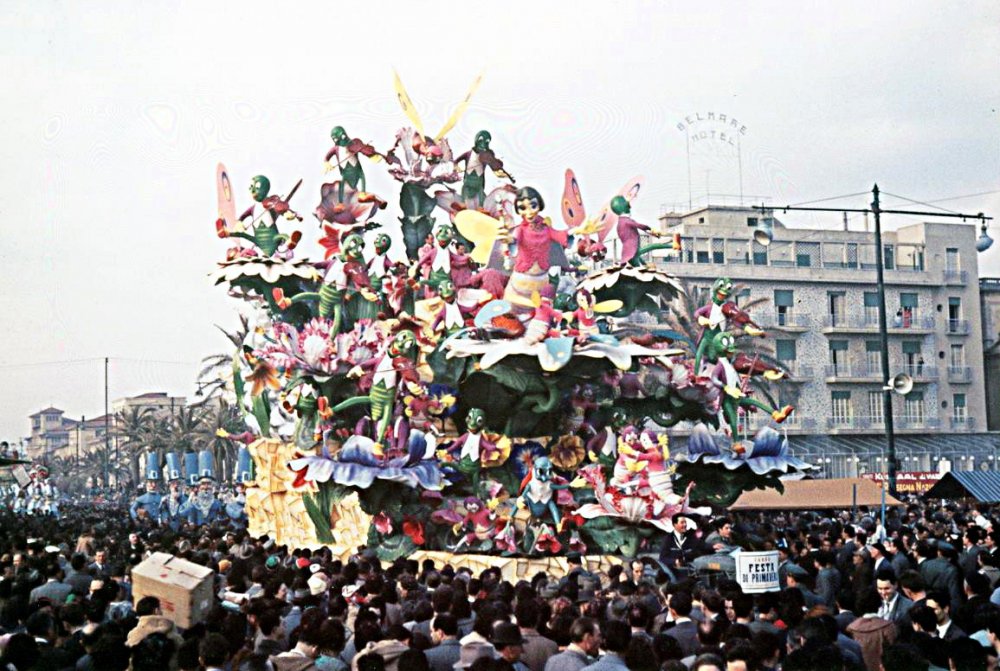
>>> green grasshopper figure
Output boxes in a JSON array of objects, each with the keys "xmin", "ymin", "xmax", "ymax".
[
  {"xmin": 272, "ymin": 233, "xmax": 377, "ymax": 336},
  {"xmin": 706, "ymin": 331, "xmax": 793, "ymax": 454},
  {"xmin": 217, "ymin": 175, "xmax": 304, "ymax": 257},
  {"xmin": 334, "ymin": 329, "xmax": 420, "ymax": 459}
]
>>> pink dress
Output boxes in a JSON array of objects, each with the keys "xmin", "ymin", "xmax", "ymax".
[{"xmin": 513, "ymin": 216, "xmax": 568, "ymax": 273}]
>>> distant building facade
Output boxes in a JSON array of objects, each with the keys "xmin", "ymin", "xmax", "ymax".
[{"xmin": 651, "ymin": 205, "xmax": 994, "ymax": 476}]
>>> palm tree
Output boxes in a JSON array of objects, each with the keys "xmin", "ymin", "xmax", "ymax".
[
  {"xmin": 169, "ymin": 406, "xmax": 207, "ymax": 454},
  {"xmin": 114, "ymin": 406, "xmax": 156, "ymax": 484},
  {"xmin": 195, "ymin": 317, "xmax": 249, "ymax": 403},
  {"xmin": 195, "ymin": 401, "xmax": 245, "ymax": 481}
]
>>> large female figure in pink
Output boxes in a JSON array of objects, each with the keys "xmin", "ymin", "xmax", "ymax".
[{"xmin": 503, "ymin": 186, "xmax": 568, "ymax": 305}]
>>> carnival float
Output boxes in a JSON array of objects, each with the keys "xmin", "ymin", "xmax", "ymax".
[{"xmin": 209, "ymin": 74, "xmax": 812, "ymax": 567}]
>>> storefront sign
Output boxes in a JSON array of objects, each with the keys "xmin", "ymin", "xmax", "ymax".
[{"xmin": 862, "ymin": 471, "xmax": 942, "ymax": 494}]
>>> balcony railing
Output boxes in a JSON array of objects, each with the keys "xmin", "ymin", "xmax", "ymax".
[
  {"xmin": 823, "ymin": 313, "xmax": 935, "ymax": 331},
  {"xmin": 824, "ymin": 364, "xmax": 883, "ymax": 380},
  {"xmin": 947, "ymin": 366, "xmax": 972, "ymax": 383},
  {"xmin": 756, "ymin": 310, "xmax": 810, "ymax": 330},
  {"xmin": 776, "ymin": 362, "xmax": 814, "ymax": 380},
  {"xmin": 950, "ymin": 415, "xmax": 976, "ymax": 430},
  {"xmin": 947, "ymin": 319, "xmax": 971, "ymax": 335},
  {"xmin": 944, "ymin": 269, "xmax": 968, "ymax": 284},
  {"xmin": 898, "ymin": 416, "xmax": 941, "ymax": 430},
  {"xmin": 901, "ymin": 365, "xmax": 939, "ymax": 380}
]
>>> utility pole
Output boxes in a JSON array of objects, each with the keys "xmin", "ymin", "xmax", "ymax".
[
  {"xmin": 105, "ymin": 357, "xmax": 111, "ymax": 489},
  {"xmin": 871, "ymin": 185, "xmax": 898, "ymax": 498},
  {"xmin": 756, "ymin": 185, "xmax": 991, "ymax": 497}
]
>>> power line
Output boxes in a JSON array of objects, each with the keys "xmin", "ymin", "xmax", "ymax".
[
  {"xmin": 881, "ymin": 191, "xmax": 962, "ymax": 216},
  {"xmin": 787, "ymin": 191, "xmax": 870, "ymax": 207},
  {"xmin": 0, "ymin": 357, "xmax": 200, "ymax": 370}
]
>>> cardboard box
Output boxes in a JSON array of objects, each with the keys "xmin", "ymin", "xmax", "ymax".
[{"xmin": 131, "ymin": 552, "xmax": 214, "ymax": 629}]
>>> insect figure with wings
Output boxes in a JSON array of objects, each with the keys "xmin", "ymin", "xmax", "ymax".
[
  {"xmin": 560, "ymin": 169, "xmax": 642, "ymax": 265},
  {"xmin": 387, "ymin": 71, "xmax": 482, "ymax": 261}
]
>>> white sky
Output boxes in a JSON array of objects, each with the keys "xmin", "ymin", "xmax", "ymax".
[{"xmin": 2, "ymin": 0, "xmax": 999, "ymax": 441}]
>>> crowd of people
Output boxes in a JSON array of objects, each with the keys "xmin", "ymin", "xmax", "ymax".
[{"xmin": 3, "ymin": 497, "xmax": 1000, "ymax": 671}]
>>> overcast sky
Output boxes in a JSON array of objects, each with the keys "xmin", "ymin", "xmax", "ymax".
[{"xmin": 2, "ymin": 0, "xmax": 999, "ymax": 442}]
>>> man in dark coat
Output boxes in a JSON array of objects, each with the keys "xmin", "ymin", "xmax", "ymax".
[{"xmin": 658, "ymin": 514, "xmax": 705, "ymax": 572}]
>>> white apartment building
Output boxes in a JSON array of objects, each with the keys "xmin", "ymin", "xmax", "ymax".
[{"xmin": 650, "ymin": 205, "xmax": 996, "ymax": 477}]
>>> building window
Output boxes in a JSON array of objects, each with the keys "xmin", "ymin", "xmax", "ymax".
[
  {"xmin": 883, "ymin": 245, "xmax": 895, "ymax": 270},
  {"xmin": 867, "ymin": 391, "xmax": 884, "ymax": 425},
  {"xmin": 776, "ymin": 340, "xmax": 797, "ymax": 363},
  {"xmin": 903, "ymin": 392, "xmax": 925, "ymax": 425},
  {"xmin": 711, "ymin": 238, "xmax": 725, "ymax": 264},
  {"xmin": 896, "ymin": 293, "xmax": 918, "ymax": 328},
  {"xmin": 774, "ymin": 290, "xmax": 794, "ymax": 325},
  {"xmin": 828, "ymin": 292, "xmax": 846, "ymax": 326},
  {"xmin": 953, "ymin": 394, "xmax": 967, "ymax": 423},
  {"xmin": 829, "ymin": 340, "xmax": 849, "ymax": 375},
  {"xmin": 902, "ymin": 341, "xmax": 923, "ymax": 376},
  {"xmin": 946, "ymin": 248, "xmax": 960, "ymax": 272},
  {"xmin": 752, "ymin": 241, "xmax": 768, "ymax": 266},
  {"xmin": 747, "ymin": 217, "xmax": 758, "ymax": 227},
  {"xmin": 865, "ymin": 341, "xmax": 881, "ymax": 375},
  {"xmin": 948, "ymin": 297, "xmax": 962, "ymax": 332},
  {"xmin": 832, "ymin": 391, "xmax": 852, "ymax": 425},
  {"xmin": 863, "ymin": 292, "xmax": 879, "ymax": 325},
  {"xmin": 950, "ymin": 344, "xmax": 965, "ymax": 368}
]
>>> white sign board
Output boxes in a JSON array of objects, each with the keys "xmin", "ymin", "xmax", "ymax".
[
  {"xmin": 735, "ymin": 550, "xmax": 780, "ymax": 593},
  {"xmin": 12, "ymin": 466, "xmax": 29, "ymax": 487}
]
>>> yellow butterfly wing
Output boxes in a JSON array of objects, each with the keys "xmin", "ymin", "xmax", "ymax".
[
  {"xmin": 454, "ymin": 209, "xmax": 504, "ymax": 265},
  {"xmin": 593, "ymin": 299, "xmax": 624, "ymax": 314},
  {"xmin": 435, "ymin": 74, "xmax": 484, "ymax": 141},
  {"xmin": 392, "ymin": 70, "xmax": 425, "ymax": 137}
]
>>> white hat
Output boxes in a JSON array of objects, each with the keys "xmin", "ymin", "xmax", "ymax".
[{"xmin": 307, "ymin": 574, "xmax": 328, "ymax": 596}]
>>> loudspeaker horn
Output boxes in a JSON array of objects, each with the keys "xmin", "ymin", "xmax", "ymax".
[{"xmin": 883, "ymin": 373, "xmax": 914, "ymax": 396}]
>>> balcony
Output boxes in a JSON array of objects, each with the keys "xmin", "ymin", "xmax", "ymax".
[
  {"xmin": 947, "ymin": 319, "xmax": 971, "ymax": 335},
  {"xmin": 824, "ymin": 364, "xmax": 880, "ymax": 382},
  {"xmin": 822, "ymin": 312, "xmax": 935, "ymax": 334},
  {"xmin": 943, "ymin": 269, "xmax": 968, "ymax": 285},
  {"xmin": 826, "ymin": 416, "xmax": 870, "ymax": 431},
  {"xmin": 755, "ymin": 309, "xmax": 810, "ymax": 332},
  {"xmin": 950, "ymin": 416, "xmax": 977, "ymax": 430},
  {"xmin": 778, "ymin": 363, "xmax": 814, "ymax": 382},
  {"xmin": 947, "ymin": 366, "xmax": 972, "ymax": 383},
  {"xmin": 897, "ymin": 416, "xmax": 941, "ymax": 430},
  {"xmin": 900, "ymin": 365, "xmax": 939, "ymax": 381}
]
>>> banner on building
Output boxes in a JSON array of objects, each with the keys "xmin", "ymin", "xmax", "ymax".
[{"xmin": 862, "ymin": 471, "xmax": 942, "ymax": 494}]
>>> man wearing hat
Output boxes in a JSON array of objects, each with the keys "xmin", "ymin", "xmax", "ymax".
[
  {"xmin": 224, "ymin": 447, "xmax": 252, "ymax": 529},
  {"xmin": 493, "ymin": 622, "xmax": 529, "ymax": 671},
  {"xmin": 785, "ymin": 563, "xmax": 823, "ymax": 608},
  {"xmin": 160, "ymin": 453, "xmax": 186, "ymax": 531},
  {"xmin": 130, "ymin": 456, "xmax": 163, "ymax": 525},
  {"xmin": 182, "ymin": 451, "xmax": 224, "ymax": 526}
]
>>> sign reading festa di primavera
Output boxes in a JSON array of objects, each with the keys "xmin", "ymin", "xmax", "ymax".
[{"xmin": 735, "ymin": 550, "xmax": 780, "ymax": 594}]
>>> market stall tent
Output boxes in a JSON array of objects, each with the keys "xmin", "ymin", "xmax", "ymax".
[
  {"xmin": 729, "ymin": 477, "xmax": 903, "ymax": 510},
  {"xmin": 924, "ymin": 471, "xmax": 1000, "ymax": 503}
]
